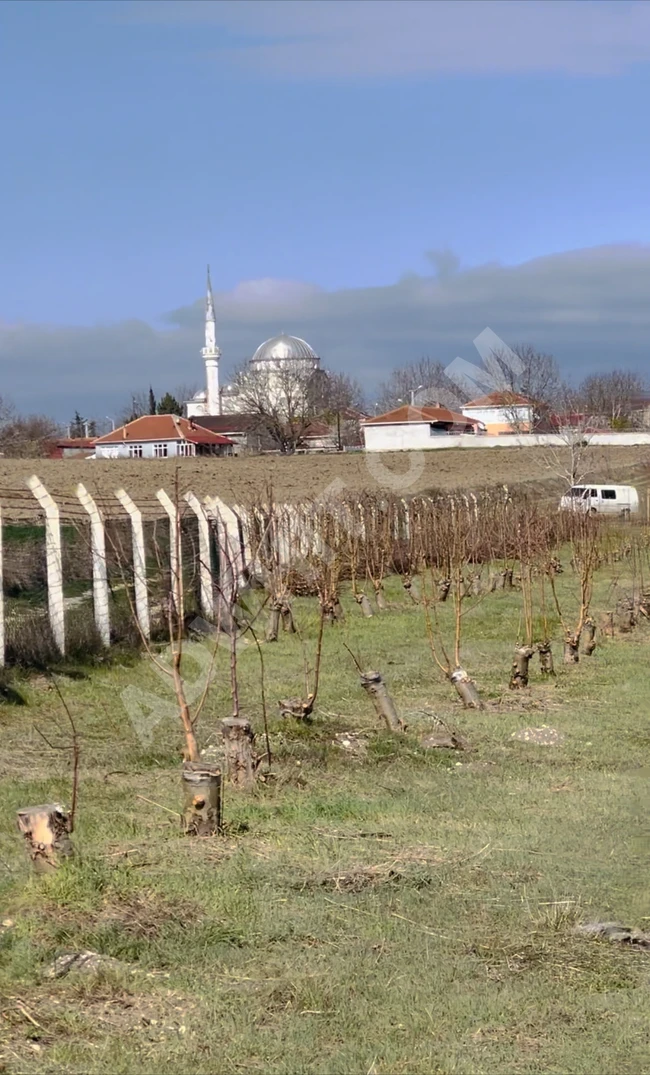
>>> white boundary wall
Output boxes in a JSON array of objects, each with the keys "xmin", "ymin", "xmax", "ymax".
[{"xmin": 363, "ymin": 426, "xmax": 650, "ymax": 452}]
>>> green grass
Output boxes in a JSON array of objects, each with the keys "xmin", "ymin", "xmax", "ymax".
[{"xmin": 0, "ymin": 564, "xmax": 648, "ymax": 1074}]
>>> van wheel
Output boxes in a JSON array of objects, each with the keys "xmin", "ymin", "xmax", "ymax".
[{"xmin": 589, "ymin": 507, "xmax": 597, "ymax": 516}]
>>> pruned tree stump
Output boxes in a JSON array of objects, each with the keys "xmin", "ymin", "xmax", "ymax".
[
  {"xmin": 563, "ymin": 632, "xmax": 581, "ymax": 663},
  {"xmin": 281, "ymin": 603, "xmax": 296, "ymax": 633},
  {"xmin": 355, "ymin": 593, "xmax": 374, "ymax": 618},
  {"xmin": 470, "ymin": 574, "xmax": 482, "ymax": 597},
  {"xmin": 16, "ymin": 804, "xmax": 74, "ymax": 873},
  {"xmin": 181, "ymin": 762, "xmax": 222, "ymax": 836},
  {"xmin": 488, "ymin": 572, "xmax": 498, "ymax": 593},
  {"xmin": 402, "ymin": 575, "xmax": 419, "ymax": 603},
  {"xmin": 537, "ymin": 641, "xmax": 555, "ymax": 676},
  {"xmin": 437, "ymin": 578, "xmax": 451, "ymax": 602},
  {"xmin": 509, "ymin": 645, "xmax": 534, "ymax": 689},
  {"xmin": 450, "ymin": 667, "xmax": 484, "ymax": 709},
  {"xmin": 374, "ymin": 585, "xmax": 388, "ymax": 611},
  {"xmin": 332, "ymin": 599, "xmax": 345, "ymax": 623},
  {"xmin": 502, "ymin": 569, "xmax": 514, "ymax": 591},
  {"xmin": 600, "ymin": 610, "xmax": 615, "ymax": 637},
  {"xmin": 616, "ymin": 601, "xmax": 635, "ymax": 633},
  {"xmin": 583, "ymin": 618, "xmax": 597, "ymax": 655},
  {"xmin": 266, "ymin": 602, "xmax": 282, "ymax": 642},
  {"xmin": 360, "ymin": 671, "xmax": 404, "ymax": 732},
  {"xmin": 278, "ymin": 694, "xmax": 315, "ymax": 721},
  {"xmin": 220, "ymin": 718, "xmax": 257, "ymax": 790}
]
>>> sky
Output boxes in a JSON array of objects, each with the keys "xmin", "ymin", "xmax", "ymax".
[{"xmin": 1, "ymin": 0, "xmax": 650, "ymax": 420}]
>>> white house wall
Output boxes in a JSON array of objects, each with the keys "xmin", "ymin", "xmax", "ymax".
[
  {"xmin": 461, "ymin": 405, "xmax": 531, "ymax": 426},
  {"xmin": 95, "ymin": 441, "xmax": 196, "ymax": 459}
]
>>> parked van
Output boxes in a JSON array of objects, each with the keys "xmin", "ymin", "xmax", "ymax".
[{"xmin": 559, "ymin": 484, "xmax": 639, "ymax": 517}]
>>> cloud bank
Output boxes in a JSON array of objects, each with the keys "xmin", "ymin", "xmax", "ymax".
[
  {"xmin": 2, "ymin": 243, "xmax": 650, "ymax": 420},
  {"xmin": 126, "ymin": 0, "xmax": 650, "ymax": 79}
]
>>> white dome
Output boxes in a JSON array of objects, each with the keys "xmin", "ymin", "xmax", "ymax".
[
  {"xmin": 251, "ymin": 334, "xmax": 319, "ymax": 363},
  {"xmin": 192, "ymin": 389, "xmax": 206, "ymax": 401}
]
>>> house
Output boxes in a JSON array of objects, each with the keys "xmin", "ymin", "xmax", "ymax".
[
  {"xmin": 191, "ymin": 414, "xmax": 263, "ymax": 454},
  {"xmin": 461, "ymin": 391, "xmax": 533, "ymax": 435},
  {"xmin": 362, "ymin": 404, "xmax": 483, "ymax": 452},
  {"xmin": 93, "ymin": 415, "xmax": 234, "ymax": 459},
  {"xmin": 48, "ymin": 437, "xmax": 97, "ymax": 459}
]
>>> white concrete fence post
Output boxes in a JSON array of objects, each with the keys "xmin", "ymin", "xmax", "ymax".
[
  {"xmin": 76, "ymin": 484, "xmax": 110, "ymax": 647},
  {"xmin": 183, "ymin": 492, "xmax": 214, "ymax": 619},
  {"xmin": 156, "ymin": 488, "xmax": 183, "ymax": 622},
  {"xmin": 115, "ymin": 488, "xmax": 150, "ymax": 641},
  {"xmin": 27, "ymin": 476, "xmax": 65, "ymax": 655}
]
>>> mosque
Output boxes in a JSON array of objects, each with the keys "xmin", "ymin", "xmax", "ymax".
[{"xmin": 184, "ymin": 270, "xmax": 321, "ymax": 419}]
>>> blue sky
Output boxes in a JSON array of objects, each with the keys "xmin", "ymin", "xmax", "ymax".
[{"xmin": 2, "ymin": 0, "xmax": 650, "ymax": 418}]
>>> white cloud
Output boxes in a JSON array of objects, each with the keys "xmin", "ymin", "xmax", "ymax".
[
  {"xmin": 2, "ymin": 243, "xmax": 650, "ymax": 419},
  {"xmin": 124, "ymin": 0, "xmax": 650, "ymax": 79}
]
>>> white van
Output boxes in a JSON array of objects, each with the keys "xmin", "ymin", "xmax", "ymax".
[{"xmin": 559, "ymin": 484, "xmax": 639, "ymax": 517}]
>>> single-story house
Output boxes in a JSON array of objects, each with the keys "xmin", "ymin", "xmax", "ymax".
[
  {"xmin": 461, "ymin": 391, "xmax": 533, "ymax": 435},
  {"xmin": 48, "ymin": 437, "xmax": 97, "ymax": 459},
  {"xmin": 191, "ymin": 414, "xmax": 263, "ymax": 454},
  {"xmin": 362, "ymin": 404, "xmax": 483, "ymax": 452},
  {"xmin": 93, "ymin": 415, "xmax": 234, "ymax": 459}
]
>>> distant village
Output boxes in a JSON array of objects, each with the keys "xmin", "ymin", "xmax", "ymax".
[{"xmin": 14, "ymin": 272, "xmax": 650, "ymax": 462}]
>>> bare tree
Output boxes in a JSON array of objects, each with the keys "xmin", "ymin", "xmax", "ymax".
[
  {"xmin": 0, "ymin": 412, "xmax": 62, "ymax": 458},
  {"xmin": 578, "ymin": 369, "xmax": 645, "ymax": 429},
  {"xmin": 489, "ymin": 343, "xmax": 561, "ymax": 429},
  {"xmin": 230, "ymin": 361, "xmax": 319, "ymax": 452},
  {"xmin": 377, "ymin": 357, "xmax": 467, "ymax": 414}
]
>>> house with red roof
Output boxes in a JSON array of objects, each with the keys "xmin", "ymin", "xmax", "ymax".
[
  {"xmin": 93, "ymin": 415, "xmax": 234, "ymax": 459},
  {"xmin": 461, "ymin": 391, "xmax": 533, "ymax": 435},
  {"xmin": 362, "ymin": 404, "xmax": 483, "ymax": 451}
]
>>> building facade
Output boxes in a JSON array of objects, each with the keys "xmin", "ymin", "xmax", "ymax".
[{"xmin": 93, "ymin": 415, "xmax": 233, "ymax": 459}]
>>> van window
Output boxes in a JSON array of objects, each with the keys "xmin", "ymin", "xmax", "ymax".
[
  {"xmin": 601, "ymin": 489, "xmax": 616, "ymax": 500},
  {"xmin": 590, "ymin": 489, "xmax": 597, "ymax": 497},
  {"xmin": 569, "ymin": 487, "xmax": 586, "ymax": 497}
]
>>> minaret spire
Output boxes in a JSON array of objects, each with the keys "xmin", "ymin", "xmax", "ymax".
[{"xmin": 202, "ymin": 264, "xmax": 221, "ymax": 415}]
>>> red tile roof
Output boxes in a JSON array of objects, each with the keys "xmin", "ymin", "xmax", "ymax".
[
  {"xmin": 94, "ymin": 415, "xmax": 233, "ymax": 446},
  {"xmin": 464, "ymin": 391, "xmax": 531, "ymax": 408},
  {"xmin": 364, "ymin": 405, "xmax": 480, "ymax": 427}
]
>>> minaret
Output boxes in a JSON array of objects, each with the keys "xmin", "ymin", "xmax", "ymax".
[{"xmin": 202, "ymin": 266, "xmax": 221, "ymax": 415}]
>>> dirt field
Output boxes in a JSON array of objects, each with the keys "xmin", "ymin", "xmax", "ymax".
[{"xmin": 2, "ymin": 445, "xmax": 649, "ymax": 518}]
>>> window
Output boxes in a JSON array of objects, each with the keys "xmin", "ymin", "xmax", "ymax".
[
  {"xmin": 128, "ymin": 444, "xmax": 143, "ymax": 458},
  {"xmin": 177, "ymin": 441, "xmax": 195, "ymax": 457},
  {"xmin": 601, "ymin": 489, "xmax": 617, "ymax": 500},
  {"xmin": 153, "ymin": 443, "xmax": 168, "ymax": 458},
  {"xmin": 590, "ymin": 489, "xmax": 597, "ymax": 497},
  {"xmin": 569, "ymin": 487, "xmax": 585, "ymax": 498}
]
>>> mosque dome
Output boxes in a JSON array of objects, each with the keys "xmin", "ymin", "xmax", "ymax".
[{"xmin": 250, "ymin": 334, "xmax": 319, "ymax": 364}]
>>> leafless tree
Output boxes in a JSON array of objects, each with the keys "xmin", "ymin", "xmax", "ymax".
[
  {"xmin": 377, "ymin": 356, "xmax": 467, "ymax": 414},
  {"xmin": 489, "ymin": 343, "xmax": 561, "ymax": 429},
  {"xmin": 229, "ymin": 360, "xmax": 317, "ymax": 452},
  {"xmin": 0, "ymin": 411, "xmax": 62, "ymax": 458},
  {"xmin": 577, "ymin": 369, "xmax": 645, "ymax": 429}
]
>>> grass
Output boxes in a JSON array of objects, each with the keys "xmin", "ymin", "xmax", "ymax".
[{"xmin": 0, "ymin": 563, "xmax": 648, "ymax": 1074}]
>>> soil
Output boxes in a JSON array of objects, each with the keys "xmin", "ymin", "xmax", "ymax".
[{"xmin": 1, "ymin": 444, "xmax": 648, "ymax": 519}]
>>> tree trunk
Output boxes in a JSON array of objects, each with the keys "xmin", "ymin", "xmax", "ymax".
[
  {"xmin": 563, "ymin": 632, "xmax": 580, "ymax": 663},
  {"xmin": 509, "ymin": 645, "xmax": 534, "ymax": 689},
  {"xmin": 374, "ymin": 585, "xmax": 388, "ymax": 611},
  {"xmin": 616, "ymin": 601, "xmax": 635, "ymax": 633},
  {"xmin": 402, "ymin": 576, "xmax": 419, "ymax": 603},
  {"xmin": 470, "ymin": 574, "xmax": 483, "ymax": 597},
  {"xmin": 321, "ymin": 601, "xmax": 335, "ymax": 625},
  {"xmin": 437, "ymin": 578, "xmax": 451, "ymax": 602},
  {"xmin": 537, "ymin": 641, "xmax": 555, "ymax": 676},
  {"xmin": 502, "ymin": 569, "xmax": 514, "ymax": 590},
  {"xmin": 220, "ymin": 718, "xmax": 257, "ymax": 789},
  {"xmin": 281, "ymin": 602, "xmax": 296, "ymax": 633},
  {"xmin": 360, "ymin": 671, "xmax": 404, "ymax": 731},
  {"xmin": 266, "ymin": 602, "xmax": 282, "ymax": 642},
  {"xmin": 450, "ymin": 667, "xmax": 484, "ymax": 709},
  {"xmin": 582, "ymin": 618, "xmax": 597, "ymax": 655},
  {"xmin": 600, "ymin": 610, "xmax": 615, "ymax": 637},
  {"xmin": 355, "ymin": 593, "xmax": 374, "ymax": 618},
  {"xmin": 488, "ymin": 572, "xmax": 498, "ymax": 593},
  {"xmin": 181, "ymin": 762, "xmax": 222, "ymax": 836},
  {"xmin": 332, "ymin": 599, "xmax": 345, "ymax": 623},
  {"xmin": 16, "ymin": 804, "xmax": 74, "ymax": 873}
]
